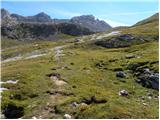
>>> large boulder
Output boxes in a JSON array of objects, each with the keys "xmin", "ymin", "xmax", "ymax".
[
  {"xmin": 136, "ymin": 69, "xmax": 159, "ymax": 90},
  {"xmin": 95, "ymin": 34, "xmax": 138, "ymax": 48}
]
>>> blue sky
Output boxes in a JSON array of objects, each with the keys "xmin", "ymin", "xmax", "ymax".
[{"xmin": 1, "ymin": 0, "xmax": 158, "ymax": 27}]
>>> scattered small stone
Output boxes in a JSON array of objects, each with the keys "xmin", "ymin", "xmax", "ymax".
[
  {"xmin": 116, "ymin": 71, "xmax": 127, "ymax": 78},
  {"xmin": 64, "ymin": 114, "xmax": 72, "ymax": 119},
  {"xmin": 148, "ymin": 96, "xmax": 152, "ymax": 100},
  {"xmin": 125, "ymin": 55, "xmax": 136, "ymax": 59},
  {"xmin": 135, "ymin": 79, "xmax": 141, "ymax": 83},
  {"xmin": 144, "ymin": 68, "xmax": 151, "ymax": 74},
  {"xmin": 80, "ymin": 103, "xmax": 88, "ymax": 106},
  {"xmin": 79, "ymin": 103, "xmax": 89, "ymax": 111},
  {"xmin": 74, "ymin": 38, "xmax": 81, "ymax": 43},
  {"xmin": 70, "ymin": 102, "xmax": 79, "ymax": 107},
  {"xmin": 141, "ymin": 96, "xmax": 145, "ymax": 100},
  {"xmin": 119, "ymin": 89, "xmax": 128, "ymax": 96},
  {"xmin": 142, "ymin": 103, "xmax": 148, "ymax": 106},
  {"xmin": 86, "ymin": 70, "xmax": 90, "ymax": 74},
  {"xmin": 9, "ymin": 94, "xmax": 14, "ymax": 99},
  {"xmin": 32, "ymin": 116, "xmax": 37, "ymax": 119}
]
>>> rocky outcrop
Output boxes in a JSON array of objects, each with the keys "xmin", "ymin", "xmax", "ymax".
[
  {"xmin": 95, "ymin": 34, "xmax": 139, "ymax": 48},
  {"xmin": 127, "ymin": 62, "xmax": 159, "ymax": 90},
  {"xmin": 136, "ymin": 71, "xmax": 159, "ymax": 90},
  {"xmin": 94, "ymin": 34, "xmax": 155, "ymax": 48},
  {"xmin": 1, "ymin": 8, "xmax": 17, "ymax": 26},
  {"xmin": 1, "ymin": 22, "xmax": 94, "ymax": 40}
]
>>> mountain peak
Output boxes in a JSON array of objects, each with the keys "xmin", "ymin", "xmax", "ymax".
[
  {"xmin": 35, "ymin": 12, "xmax": 50, "ymax": 17},
  {"xmin": 70, "ymin": 15, "xmax": 111, "ymax": 32},
  {"xmin": 31, "ymin": 12, "xmax": 52, "ymax": 22},
  {"xmin": 1, "ymin": 8, "xmax": 10, "ymax": 19}
]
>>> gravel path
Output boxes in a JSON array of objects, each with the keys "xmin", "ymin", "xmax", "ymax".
[
  {"xmin": 53, "ymin": 45, "xmax": 67, "ymax": 60},
  {"xmin": 96, "ymin": 31, "xmax": 121, "ymax": 39}
]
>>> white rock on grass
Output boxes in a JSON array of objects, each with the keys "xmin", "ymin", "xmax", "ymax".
[
  {"xmin": 64, "ymin": 114, "xmax": 72, "ymax": 119},
  {"xmin": 0, "ymin": 80, "xmax": 19, "ymax": 84},
  {"xmin": 119, "ymin": 89, "xmax": 129, "ymax": 96},
  {"xmin": 0, "ymin": 88, "xmax": 8, "ymax": 92},
  {"xmin": 32, "ymin": 116, "xmax": 37, "ymax": 119},
  {"xmin": 70, "ymin": 102, "xmax": 79, "ymax": 107}
]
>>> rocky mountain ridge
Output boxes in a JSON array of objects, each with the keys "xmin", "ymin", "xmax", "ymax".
[{"xmin": 1, "ymin": 8, "xmax": 111, "ymax": 32}]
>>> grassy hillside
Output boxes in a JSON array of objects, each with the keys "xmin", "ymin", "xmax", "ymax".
[
  {"xmin": 134, "ymin": 13, "xmax": 159, "ymax": 26},
  {"xmin": 1, "ymin": 13, "xmax": 159, "ymax": 119}
]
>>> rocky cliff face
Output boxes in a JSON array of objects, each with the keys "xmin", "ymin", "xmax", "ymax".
[
  {"xmin": 11, "ymin": 12, "xmax": 53, "ymax": 23},
  {"xmin": 1, "ymin": 22, "xmax": 93, "ymax": 40},
  {"xmin": 1, "ymin": 9, "xmax": 18, "ymax": 26},
  {"xmin": 1, "ymin": 9, "xmax": 112, "ymax": 29},
  {"xmin": 70, "ymin": 15, "xmax": 112, "ymax": 32}
]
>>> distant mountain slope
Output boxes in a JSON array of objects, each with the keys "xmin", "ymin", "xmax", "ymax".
[
  {"xmin": 70, "ymin": 15, "xmax": 112, "ymax": 32},
  {"xmin": 134, "ymin": 13, "xmax": 159, "ymax": 26},
  {"xmin": 1, "ymin": 9, "xmax": 95, "ymax": 40}
]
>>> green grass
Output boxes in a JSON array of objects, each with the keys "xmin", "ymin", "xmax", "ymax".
[
  {"xmin": 1, "ymin": 30, "xmax": 159, "ymax": 118},
  {"xmin": 53, "ymin": 41, "xmax": 158, "ymax": 119},
  {"xmin": 1, "ymin": 40, "xmax": 66, "ymax": 60}
]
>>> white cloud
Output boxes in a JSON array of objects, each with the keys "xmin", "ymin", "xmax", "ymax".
[{"xmin": 103, "ymin": 19, "xmax": 130, "ymax": 27}]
